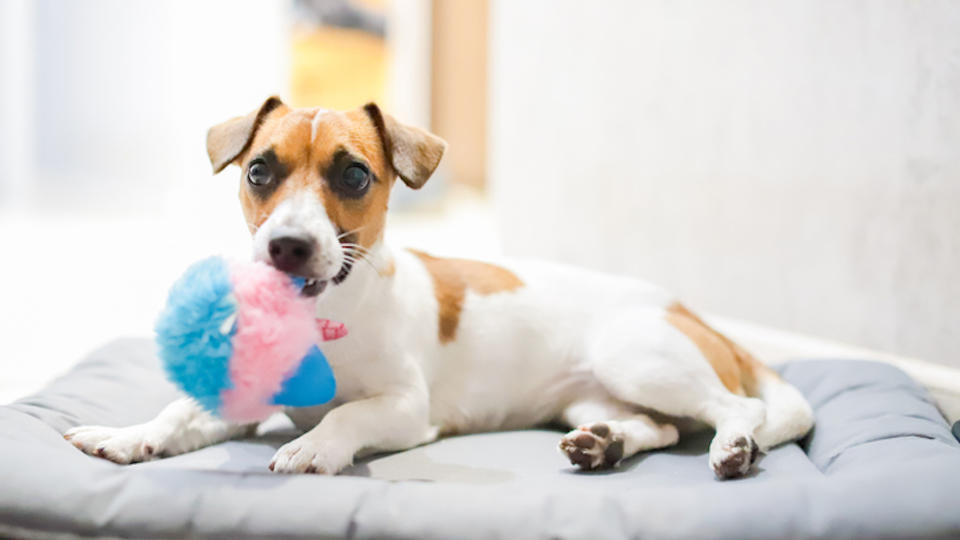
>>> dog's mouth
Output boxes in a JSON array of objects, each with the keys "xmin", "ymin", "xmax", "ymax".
[
  {"xmin": 300, "ymin": 278, "xmax": 328, "ymax": 297},
  {"xmin": 298, "ymin": 233, "xmax": 357, "ymax": 298},
  {"xmin": 299, "ymin": 261, "xmax": 353, "ymax": 298}
]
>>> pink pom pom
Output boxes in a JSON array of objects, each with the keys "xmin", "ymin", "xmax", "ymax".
[{"xmin": 219, "ymin": 261, "xmax": 320, "ymax": 422}]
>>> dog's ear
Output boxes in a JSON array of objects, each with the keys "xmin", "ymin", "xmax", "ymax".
[
  {"xmin": 206, "ymin": 96, "xmax": 285, "ymax": 174},
  {"xmin": 363, "ymin": 103, "xmax": 447, "ymax": 189}
]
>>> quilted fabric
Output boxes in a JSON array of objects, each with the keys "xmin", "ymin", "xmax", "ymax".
[{"xmin": 1, "ymin": 339, "xmax": 959, "ymax": 539}]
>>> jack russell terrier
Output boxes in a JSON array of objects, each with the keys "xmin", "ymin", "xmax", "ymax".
[{"xmin": 65, "ymin": 97, "xmax": 813, "ymax": 479}]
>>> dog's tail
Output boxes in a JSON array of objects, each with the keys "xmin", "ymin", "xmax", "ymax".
[{"xmin": 739, "ymin": 346, "xmax": 814, "ymax": 450}]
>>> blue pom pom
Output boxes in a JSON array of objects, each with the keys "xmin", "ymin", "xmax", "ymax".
[
  {"xmin": 155, "ymin": 257, "xmax": 236, "ymax": 414},
  {"xmin": 270, "ymin": 345, "xmax": 337, "ymax": 407}
]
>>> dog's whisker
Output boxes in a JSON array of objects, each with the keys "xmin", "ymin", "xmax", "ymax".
[
  {"xmin": 343, "ymin": 257, "xmax": 378, "ymax": 275},
  {"xmin": 343, "ymin": 250, "xmax": 374, "ymax": 262},
  {"xmin": 346, "ymin": 252, "xmax": 378, "ymax": 270},
  {"xmin": 341, "ymin": 251, "xmax": 365, "ymax": 264},
  {"xmin": 341, "ymin": 245, "xmax": 375, "ymax": 260},
  {"xmin": 337, "ymin": 226, "xmax": 366, "ymax": 240},
  {"xmin": 341, "ymin": 245, "xmax": 375, "ymax": 259},
  {"xmin": 336, "ymin": 233, "xmax": 383, "ymax": 275},
  {"xmin": 341, "ymin": 250, "xmax": 379, "ymax": 273},
  {"xmin": 345, "ymin": 250, "xmax": 377, "ymax": 268}
]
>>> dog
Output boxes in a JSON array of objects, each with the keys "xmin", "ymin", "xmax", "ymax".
[{"xmin": 65, "ymin": 97, "xmax": 814, "ymax": 478}]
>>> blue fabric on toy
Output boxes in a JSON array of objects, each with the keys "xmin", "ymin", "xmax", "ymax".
[
  {"xmin": 271, "ymin": 346, "xmax": 337, "ymax": 407},
  {"xmin": 155, "ymin": 257, "xmax": 235, "ymax": 413}
]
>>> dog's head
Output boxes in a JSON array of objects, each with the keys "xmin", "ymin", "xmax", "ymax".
[{"xmin": 206, "ymin": 97, "xmax": 446, "ymax": 296}]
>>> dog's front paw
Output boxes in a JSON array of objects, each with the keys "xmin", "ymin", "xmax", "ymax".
[
  {"xmin": 269, "ymin": 436, "xmax": 352, "ymax": 475},
  {"xmin": 64, "ymin": 424, "xmax": 163, "ymax": 464}
]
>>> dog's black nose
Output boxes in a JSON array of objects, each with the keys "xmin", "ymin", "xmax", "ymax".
[{"xmin": 268, "ymin": 236, "xmax": 314, "ymax": 273}]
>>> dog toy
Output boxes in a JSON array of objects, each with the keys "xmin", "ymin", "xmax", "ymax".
[{"xmin": 155, "ymin": 257, "xmax": 344, "ymax": 422}]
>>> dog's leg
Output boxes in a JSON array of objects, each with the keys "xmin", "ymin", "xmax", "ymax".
[
  {"xmin": 269, "ymin": 392, "xmax": 436, "ymax": 475},
  {"xmin": 558, "ymin": 399, "xmax": 679, "ymax": 470},
  {"xmin": 588, "ymin": 309, "xmax": 767, "ymax": 479},
  {"xmin": 64, "ymin": 397, "xmax": 252, "ymax": 464},
  {"xmin": 697, "ymin": 394, "xmax": 766, "ymax": 479}
]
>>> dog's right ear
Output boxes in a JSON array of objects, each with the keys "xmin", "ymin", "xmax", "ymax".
[{"xmin": 206, "ymin": 96, "xmax": 285, "ymax": 174}]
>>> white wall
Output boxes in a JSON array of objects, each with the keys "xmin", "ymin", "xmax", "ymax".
[
  {"xmin": 1, "ymin": 0, "xmax": 290, "ymax": 216},
  {"xmin": 0, "ymin": 0, "xmax": 35, "ymax": 210},
  {"xmin": 0, "ymin": 1, "xmax": 292, "ymax": 401},
  {"xmin": 488, "ymin": 1, "xmax": 960, "ymax": 367}
]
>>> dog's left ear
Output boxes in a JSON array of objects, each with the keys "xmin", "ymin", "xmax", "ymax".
[
  {"xmin": 206, "ymin": 96, "xmax": 285, "ymax": 174},
  {"xmin": 363, "ymin": 103, "xmax": 447, "ymax": 189}
]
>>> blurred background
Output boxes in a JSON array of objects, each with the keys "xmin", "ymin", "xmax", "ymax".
[{"xmin": 1, "ymin": 1, "xmax": 958, "ymax": 404}]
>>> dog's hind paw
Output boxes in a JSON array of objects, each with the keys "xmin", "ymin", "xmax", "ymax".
[
  {"xmin": 709, "ymin": 433, "xmax": 760, "ymax": 479},
  {"xmin": 558, "ymin": 422, "xmax": 625, "ymax": 471}
]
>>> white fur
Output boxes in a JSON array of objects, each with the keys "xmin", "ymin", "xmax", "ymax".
[
  {"xmin": 252, "ymin": 191, "xmax": 343, "ymax": 283},
  {"xmin": 64, "ymin": 398, "xmax": 249, "ymax": 463},
  {"xmin": 66, "ymin": 183, "xmax": 813, "ymax": 478},
  {"xmin": 310, "ymin": 108, "xmax": 329, "ymax": 142}
]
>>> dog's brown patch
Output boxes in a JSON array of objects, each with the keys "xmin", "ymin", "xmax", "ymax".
[
  {"xmin": 207, "ymin": 96, "xmax": 285, "ymax": 174},
  {"xmin": 664, "ymin": 303, "xmax": 747, "ymax": 395},
  {"xmin": 409, "ymin": 250, "xmax": 524, "ymax": 343},
  {"xmin": 234, "ymin": 104, "xmax": 296, "ymax": 231},
  {"xmin": 664, "ymin": 303, "xmax": 781, "ymax": 395},
  {"xmin": 314, "ymin": 109, "xmax": 396, "ymax": 248},
  {"xmin": 236, "ymin": 108, "xmax": 395, "ymax": 248},
  {"xmin": 211, "ymin": 99, "xmax": 445, "ymax": 251}
]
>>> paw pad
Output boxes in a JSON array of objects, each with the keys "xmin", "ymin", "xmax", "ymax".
[
  {"xmin": 559, "ymin": 422, "xmax": 624, "ymax": 470},
  {"xmin": 712, "ymin": 435, "xmax": 760, "ymax": 479}
]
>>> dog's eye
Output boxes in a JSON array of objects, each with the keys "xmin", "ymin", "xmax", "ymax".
[
  {"xmin": 342, "ymin": 164, "xmax": 369, "ymax": 192},
  {"xmin": 247, "ymin": 160, "xmax": 271, "ymax": 186}
]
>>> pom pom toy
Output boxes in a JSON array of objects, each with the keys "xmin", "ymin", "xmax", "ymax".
[{"xmin": 155, "ymin": 257, "xmax": 344, "ymax": 422}]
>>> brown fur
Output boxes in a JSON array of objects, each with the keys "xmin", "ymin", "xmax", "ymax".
[
  {"xmin": 664, "ymin": 302, "xmax": 776, "ymax": 395},
  {"xmin": 207, "ymin": 97, "xmax": 284, "ymax": 174},
  {"xmin": 207, "ymin": 98, "xmax": 446, "ymax": 251},
  {"xmin": 409, "ymin": 250, "xmax": 524, "ymax": 343},
  {"xmin": 235, "ymin": 106, "xmax": 392, "ymax": 248},
  {"xmin": 364, "ymin": 103, "xmax": 446, "ymax": 189}
]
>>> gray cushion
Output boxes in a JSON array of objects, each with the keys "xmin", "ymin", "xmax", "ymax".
[{"xmin": 2, "ymin": 339, "xmax": 959, "ymax": 539}]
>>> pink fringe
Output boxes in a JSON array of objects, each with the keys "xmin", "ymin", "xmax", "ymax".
[{"xmin": 220, "ymin": 261, "xmax": 319, "ymax": 422}]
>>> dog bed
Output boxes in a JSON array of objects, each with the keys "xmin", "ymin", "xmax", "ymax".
[{"xmin": 2, "ymin": 338, "xmax": 959, "ymax": 539}]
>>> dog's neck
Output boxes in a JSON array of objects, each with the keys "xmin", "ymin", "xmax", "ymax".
[{"xmin": 312, "ymin": 239, "xmax": 394, "ymax": 322}]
